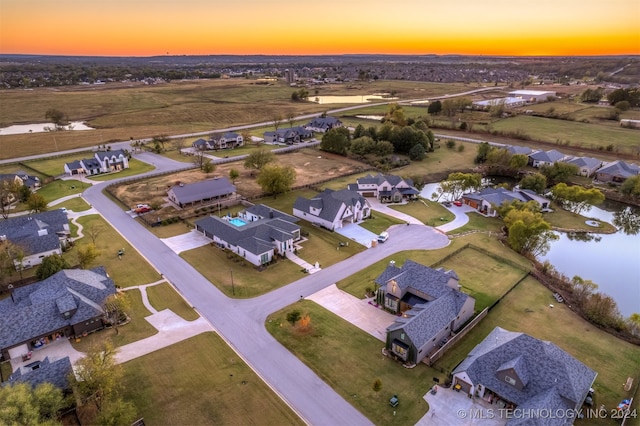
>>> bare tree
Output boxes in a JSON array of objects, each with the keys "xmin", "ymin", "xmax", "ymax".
[
  {"xmin": 86, "ymin": 224, "xmax": 105, "ymax": 245},
  {"xmin": 272, "ymin": 114, "xmax": 283, "ymax": 132}
]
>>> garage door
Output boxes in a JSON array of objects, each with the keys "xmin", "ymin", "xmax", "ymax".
[
  {"xmin": 8, "ymin": 344, "xmax": 29, "ymax": 360},
  {"xmin": 455, "ymin": 378, "xmax": 472, "ymax": 394}
]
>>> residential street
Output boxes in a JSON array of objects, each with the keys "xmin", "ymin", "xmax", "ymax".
[{"xmin": 84, "ymin": 175, "xmax": 450, "ymax": 424}]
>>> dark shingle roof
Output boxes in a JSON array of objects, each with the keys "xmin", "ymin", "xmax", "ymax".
[
  {"xmin": 387, "ymin": 289, "xmax": 471, "ymax": 349},
  {"xmin": 0, "ymin": 267, "xmax": 116, "ymax": 351},
  {"xmin": 195, "ymin": 215, "xmax": 299, "ymax": 256},
  {"xmin": 597, "ymin": 160, "xmax": 640, "ymax": 179},
  {"xmin": 95, "ymin": 149, "xmax": 126, "ymax": 161},
  {"xmin": 294, "ymin": 189, "xmax": 368, "ymax": 223},
  {"xmin": 6, "ymin": 356, "xmax": 73, "ymax": 390},
  {"xmin": 0, "ymin": 209, "xmax": 68, "ymax": 255},
  {"xmin": 453, "ymin": 327, "xmax": 597, "ymax": 411},
  {"xmin": 374, "ymin": 259, "xmax": 459, "ymax": 299},
  {"xmin": 245, "ymin": 204, "xmax": 299, "ymax": 223},
  {"xmin": 169, "ymin": 178, "xmax": 236, "ymax": 204}
]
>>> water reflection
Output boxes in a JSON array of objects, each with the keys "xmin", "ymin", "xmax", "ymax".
[{"xmin": 613, "ymin": 207, "xmax": 640, "ymax": 235}]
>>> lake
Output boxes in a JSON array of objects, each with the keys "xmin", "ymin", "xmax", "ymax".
[
  {"xmin": 311, "ymin": 94, "xmax": 398, "ymax": 104},
  {"xmin": 0, "ymin": 121, "xmax": 95, "ymax": 135}
]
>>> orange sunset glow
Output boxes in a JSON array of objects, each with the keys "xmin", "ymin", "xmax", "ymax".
[{"xmin": 1, "ymin": 0, "xmax": 639, "ymax": 56}]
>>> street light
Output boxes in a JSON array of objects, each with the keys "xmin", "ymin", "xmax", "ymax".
[{"xmin": 230, "ymin": 269, "xmax": 235, "ymax": 296}]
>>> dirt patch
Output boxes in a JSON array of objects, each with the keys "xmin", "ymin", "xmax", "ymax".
[{"xmin": 109, "ymin": 148, "xmax": 370, "ymax": 219}]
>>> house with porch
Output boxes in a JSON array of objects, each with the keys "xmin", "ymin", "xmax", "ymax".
[
  {"xmin": 564, "ymin": 156, "xmax": 603, "ymax": 177},
  {"xmin": 192, "ymin": 138, "xmax": 213, "ymax": 150},
  {"xmin": 63, "ymin": 150, "xmax": 129, "ymax": 176},
  {"xmin": 461, "ymin": 187, "xmax": 550, "ymax": 217},
  {"xmin": 305, "ymin": 116, "xmax": 343, "ymax": 133},
  {"xmin": 0, "ymin": 209, "xmax": 70, "ymax": 270},
  {"xmin": 0, "ymin": 171, "xmax": 41, "ymax": 192},
  {"xmin": 208, "ymin": 132, "xmax": 243, "ymax": 150},
  {"xmin": 595, "ymin": 160, "xmax": 640, "ymax": 184},
  {"xmin": 375, "ymin": 260, "xmax": 475, "ymax": 365},
  {"xmin": 293, "ymin": 189, "xmax": 371, "ymax": 230},
  {"xmin": 167, "ymin": 177, "xmax": 237, "ymax": 208},
  {"xmin": 195, "ymin": 205, "xmax": 301, "ymax": 266},
  {"xmin": 452, "ymin": 326, "xmax": 597, "ymax": 424},
  {"xmin": 347, "ymin": 173, "xmax": 419, "ymax": 203},
  {"xmin": 264, "ymin": 128, "xmax": 300, "ymax": 144},
  {"xmin": 528, "ymin": 149, "xmax": 567, "ymax": 168},
  {"xmin": 0, "ymin": 267, "xmax": 117, "ymax": 362}
]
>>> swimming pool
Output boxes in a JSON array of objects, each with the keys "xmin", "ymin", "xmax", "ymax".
[{"xmin": 228, "ymin": 218, "xmax": 248, "ymax": 227}]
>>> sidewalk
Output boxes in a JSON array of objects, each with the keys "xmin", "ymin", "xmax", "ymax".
[{"xmin": 285, "ymin": 250, "xmax": 321, "ymax": 274}]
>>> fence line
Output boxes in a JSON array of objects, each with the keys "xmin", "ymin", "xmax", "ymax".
[{"xmin": 426, "ymin": 307, "xmax": 489, "ymax": 366}]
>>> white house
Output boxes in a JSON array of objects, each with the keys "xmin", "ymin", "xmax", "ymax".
[
  {"xmin": 347, "ymin": 173, "xmax": 419, "ymax": 203},
  {"xmin": 508, "ymin": 90, "xmax": 556, "ymax": 103},
  {"xmin": 293, "ymin": 189, "xmax": 371, "ymax": 231},
  {"xmin": 528, "ymin": 149, "xmax": 566, "ymax": 168},
  {"xmin": 63, "ymin": 150, "xmax": 129, "ymax": 176},
  {"xmin": 564, "ymin": 156, "xmax": 603, "ymax": 177}
]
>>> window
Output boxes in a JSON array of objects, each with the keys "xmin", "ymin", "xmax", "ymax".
[
  {"xmin": 505, "ymin": 376, "xmax": 516, "ymax": 386},
  {"xmin": 400, "ymin": 333, "xmax": 405, "ymax": 341}
]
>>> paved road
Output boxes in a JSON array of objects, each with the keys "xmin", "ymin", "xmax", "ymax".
[{"xmin": 82, "ymin": 158, "xmax": 449, "ymax": 425}]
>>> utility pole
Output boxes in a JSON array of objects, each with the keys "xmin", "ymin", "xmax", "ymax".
[{"xmin": 230, "ymin": 269, "xmax": 235, "ymax": 296}]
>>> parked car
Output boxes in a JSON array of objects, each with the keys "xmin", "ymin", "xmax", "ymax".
[
  {"xmin": 378, "ymin": 231, "xmax": 389, "ymax": 243},
  {"xmin": 453, "ymin": 200, "xmax": 462, "ymax": 206}
]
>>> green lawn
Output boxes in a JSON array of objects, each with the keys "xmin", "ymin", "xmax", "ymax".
[
  {"xmin": 87, "ymin": 158, "xmax": 156, "ymax": 181},
  {"xmin": 267, "ymin": 301, "xmax": 440, "ymax": 425},
  {"xmin": 435, "ymin": 246, "xmax": 528, "ymax": 310},
  {"xmin": 146, "ymin": 282, "xmax": 200, "ymax": 321},
  {"xmin": 120, "ymin": 332, "xmax": 303, "ymax": 426},
  {"xmin": 545, "ymin": 202, "xmax": 617, "ymax": 233},
  {"xmin": 389, "ymin": 198, "xmax": 455, "ymax": 226},
  {"xmin": 447, "ymin": 211, "xmax": 504, "ymax": 235},
  {"xmin": 25, "ymin": 153, "xmax": 93, "ymax": 177},
  {"xmin": 180, "ymin": 244, "xmax": 306, "ymax": 298},
  {"xmin": 435, "ymin": 276, "xmax": 640, "ymax": 425},
  {"xmin": 338, "ymin": 234, "xmax": 531, "ymax": 300},
  {"xmin": 358, "ymin": 211, "xmax": 405, "ymax": 235},
  {"xmin": 65, "ymin": 215, "xmax": 161, "ymax": 287},
  {"xmin": 70, "ymin": 288, "xmax": 157, "ymax": 351},
  {"xmin": 490, "ymin": 115, "xmax": 640, "ymax": 153},
  {"xmin": 296, "ymin": 223, "xmax": 367, "ymax": 266},
  {"xmin": 37, "ymin": 179, "xmax": 89, "ymax": 202},
  {"xmin": 56, "ymin": 197, "xmax": 91, "ymax": 212}
]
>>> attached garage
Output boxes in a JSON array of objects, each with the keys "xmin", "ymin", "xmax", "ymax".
[{"xmin": 454, "ymin": 377, "xmax": 472, "ymax": 394}]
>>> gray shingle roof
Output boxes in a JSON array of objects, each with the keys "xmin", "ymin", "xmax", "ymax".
[
  {"xmin": 169, "ymin": 177, "xmax": 236, "ymax": 204},
  {"xmin": 529, "ymin": 149, "xmax": 565, "ymax": 163},
  {"xmin": 597, "ymin": 160, "xmax": 640, "ymax": 179},
  {"xmin": 294, "ymin": 189, "xmax": 367, "ymax": 223},
  {"xmin": 0, "ymin": 209, "xmax": 68, "ymax": 256},
  {"xmin": 565, "ymin": 156, "xmax": 602, "ymax": 170},
  {"xmin": 245, "ymin": 204, "xmax": 299, "ymax": 223},
  {"xmin": 505, "ymin": 145, "xmax": 533, "ymax": 155},
  {"xmin": 95, "ymin": 149, "xmax": 126, "ymax": 161},
  {"xmin": 375, "ymin": 259, "xmax": 459, "ymax": 298},
  {"xmin": 0, "ymin": 267, "xmax": 116, "ymax": 351},
  {"xmin": 6, "ymin": 356, "xmax": 73, "ymax": 390},
  {"xmin": 453, "ymin": 327, "xmax": 597, "ymax": 411},
  {"xmin": 195, "ymin": 215, "xmax": 299, "ymax": 256},
  {"xmin": 387, "ymin": 289, "xmax": 471, "ymax": 348}
]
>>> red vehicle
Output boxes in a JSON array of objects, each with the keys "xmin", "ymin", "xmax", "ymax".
[{"xmin": 453, "ymin": 200, "xmax": 462, "ymax": 206}]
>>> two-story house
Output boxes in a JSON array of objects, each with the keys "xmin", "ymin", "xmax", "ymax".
[{"xmin": 293, "ymin": 189, "xmax": 371, "ymax": 230}]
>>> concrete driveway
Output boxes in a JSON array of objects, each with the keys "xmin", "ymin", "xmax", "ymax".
[
  {"xmin": 335, "ymin": 223, "xmax": 379, "ymax": 248},
  {"xmin": 306, "ymin": 284, "xmax": 396, "ymax": 342},
  {"xmin": 436, "ymin": 204, "xmax": 474, "ymax": 233},
  {"xmin": 161, "ymin": 230, "xmax": 212, "ymax": 254},
  {"xmin": 418, "ymin": 386, "xmax": 506, "ymax": 426}
]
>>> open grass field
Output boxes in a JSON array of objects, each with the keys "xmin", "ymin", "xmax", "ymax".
[
  {"xmin": 145, "ymin": 282, "xmax": 200, "ymax": 321},
  {"xmin": 434, "ymin": 276, "xmax": 640, "ymax": 425},
  {"xmin": 109, "ymin": 148, "xmax": 369, "ymax": 217},
  {"xmin": 267, "ymin": 301, "xmax": 441, "ymax": 425},
  {"xmin": 65, "ymin": 215, "xmax": 160, "ymax": 286},
  {"xmin": 120, "ymin": 332, "xmax": 303, "ymax": 426},
  {"xmin": 180, "ymin": 244, "xmax": 305, "ymax": 298},
  {"xmin": 70, "ymin": 288, "xmax": 157, "ymax": 352},
  {"xmin": 389, "ymin": 198, "xmax": 455, "ymax": 226},
  {"xmin": 57, "ymin": 197, "xmax": 92, "ymax": 212},
  {"xmin": 0, "ymin": 79, "xmax": 466, "ymax": 160},
  {"xmin": 36, "ymin": 179, "xmax": 89, "ymax": 201},
  {"xmin": 23, "ymin": 153, "xmax": 92, "ymax": 177},
  {"xmin": 337, "ymin": 233, "xmax": 531, "ymax": 299},
  {"xmin": 358, "ymin": 211, "xmax": 406, "ymax": 235},
  {"xmin": 435, "ymin": 246, "xmax": 528, "ymax": 310}
]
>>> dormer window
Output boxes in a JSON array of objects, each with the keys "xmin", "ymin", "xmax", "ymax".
[{"xmin": 505, "ymin": 375, "xmax": 516, "ymax": 386}]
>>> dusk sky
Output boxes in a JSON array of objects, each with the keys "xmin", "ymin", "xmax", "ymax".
[{"xmin": 1, "ymin": 0, "xmax": 639, "ymax": 56}]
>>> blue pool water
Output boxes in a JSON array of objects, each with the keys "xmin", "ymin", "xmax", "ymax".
[{"xmin": 228, "ymin": 218, "xmax": 247, "ymax": 227}]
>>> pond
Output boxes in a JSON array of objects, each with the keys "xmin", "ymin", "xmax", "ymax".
[
  {"xmin": 539, "ymin": 202, "xmax": 640, "ymax": 317},
  {"xmin": 0, "ymin": 121, "xmax": 95, "ymax": 135},
  {"xmin": 420, "ymin": 183, "xmax": 639, "ymax": 317},
  {"xmin": 311, "ymin": 94, "xmax": 398, "ymax": 104}
]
